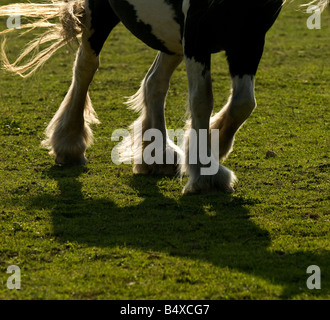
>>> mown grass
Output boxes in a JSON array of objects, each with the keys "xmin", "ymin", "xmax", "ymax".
[{"xmin": 0, "ymin": 0, "xmax": 329, "ymax": 299}]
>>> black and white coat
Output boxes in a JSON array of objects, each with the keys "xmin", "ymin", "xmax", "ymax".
[
  {"xmin": 49, "ymin": 0, "xmax": 284, "ymax": 194},
  {"xmin": 3, "ymin": 0, "xmax": 288, "ymax": 194}
]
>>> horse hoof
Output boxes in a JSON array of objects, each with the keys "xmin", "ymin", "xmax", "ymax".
[
  {"xmin": 182, "ymin": 165, "xmax": 236, "ymax": 195},
  {"xmin": 182, "ymin": 182, "xmax": 234, "ymax": 195},
  {"xmin": 55, "ymin": 154, "xmax": 88, "ymax": 166},
  {"xmin": 133, "ymin": 163, "xmax": 179, "ymax": 176}
]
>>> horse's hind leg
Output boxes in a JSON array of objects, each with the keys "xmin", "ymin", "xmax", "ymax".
[
  {"xmin": 42, "ymin": 2, "xmax": 119, "ymax": 165},
  {"xmin": 122, "ymin": 52, "xmax": 183, "ymax": 175}
]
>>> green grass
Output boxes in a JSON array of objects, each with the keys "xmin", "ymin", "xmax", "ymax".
[{"xmin": 0, "ymin": 1, "xmax": 329, "ymax": 299}]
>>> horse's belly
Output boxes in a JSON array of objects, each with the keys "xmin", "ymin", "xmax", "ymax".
[{"xmin": 109, "ymin": 0, "xmax": 183, "ymax": 54}]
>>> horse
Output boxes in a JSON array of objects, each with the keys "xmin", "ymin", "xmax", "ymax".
[{"xmin": 0, "ymin": 0, "xmax": 328, "ymax": 194}]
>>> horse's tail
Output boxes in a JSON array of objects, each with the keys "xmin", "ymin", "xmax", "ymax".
[
  {"xmin": 299, "ymin": 0, "xmax": 329, "ymax": 11},
  {"xmin": 306, "ymin": 0, "xmax": 329, "ymax": 11},
  {"xmin": 0, "ymin": 0, "xmax": 85, "ymax": 77},
  {"xmin": 282, "ymin": 0, "xmax": 329, "ymax": 11}
]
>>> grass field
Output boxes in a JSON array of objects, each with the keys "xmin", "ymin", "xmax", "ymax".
[{"xmin": 0, "ymin": 0, "xmax": 329, "ymax": 300}]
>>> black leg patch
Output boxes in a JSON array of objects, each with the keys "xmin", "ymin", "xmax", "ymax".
[{"xmin": 88, "ymin": 0, "xmax": 120, "ymax": 56}]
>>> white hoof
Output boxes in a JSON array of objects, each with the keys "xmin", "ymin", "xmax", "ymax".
[{"xmin": 182, "ymin": 164, "xmax": 237, "ymax": 194}]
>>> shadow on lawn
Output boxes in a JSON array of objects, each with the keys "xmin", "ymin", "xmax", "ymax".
[{"xmin": 32, "ymin": 165, "xmax": 328, "ymax": 299}]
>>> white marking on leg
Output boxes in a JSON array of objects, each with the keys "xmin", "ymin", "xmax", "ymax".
[
  {"xmin": 210, "ymin": 74, "xmax": 256, "ymax": 160},
  {"xmin": 119, "ymin": 52, "xmax": 183, "ymax": 174},
  {"xmin": 182, "ymin": 0, "xmax": 190, "ymax": 17},
  {"xmin": 229, "ymin": 75, "xmax": 256, "ymax": 121},
  {"xmin": 185, "ymin": 57, "xmax": 213, "ymax": 128},
  {"xmin": 183, "ymin": 57, "xmax": 236, "ymax": 193},
  {"xmin": 42, "ymin": 38, "xmax": 100, "ymax": 164}
]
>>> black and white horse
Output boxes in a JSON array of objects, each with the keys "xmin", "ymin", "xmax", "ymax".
[{"xmin": 0, "ymin": 0, "xmax": 328, "ymax": 194}]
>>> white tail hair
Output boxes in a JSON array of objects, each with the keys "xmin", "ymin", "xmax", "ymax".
[
  {"xmin": 0, "ymin": 0, "xmax": 85, "ymax": 77},
  {"xmin": 303, "ymin": 0, "xmax": 329, "ymax": 11},
  {"xmin": 283, "ymin": 0, "xmax": 330, "ymax": 11},
  {"xmin": 0, "ymin": 0, "xmax": 328, "ymax": 78}
]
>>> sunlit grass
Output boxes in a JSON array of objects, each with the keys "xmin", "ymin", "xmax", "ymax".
[{"xmin": 0, "ymin": 0, "xmax": 329, "ymax": 299}]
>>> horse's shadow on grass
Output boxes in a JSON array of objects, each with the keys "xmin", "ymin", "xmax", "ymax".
[{"xmin": 31, "ymin": 165, "xmax": 328, "ymax": 299}]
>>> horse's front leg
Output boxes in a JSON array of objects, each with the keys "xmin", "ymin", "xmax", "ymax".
[{"xmin": 182, "ymin": 55, "xmax": 236, "ymax": 194}]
